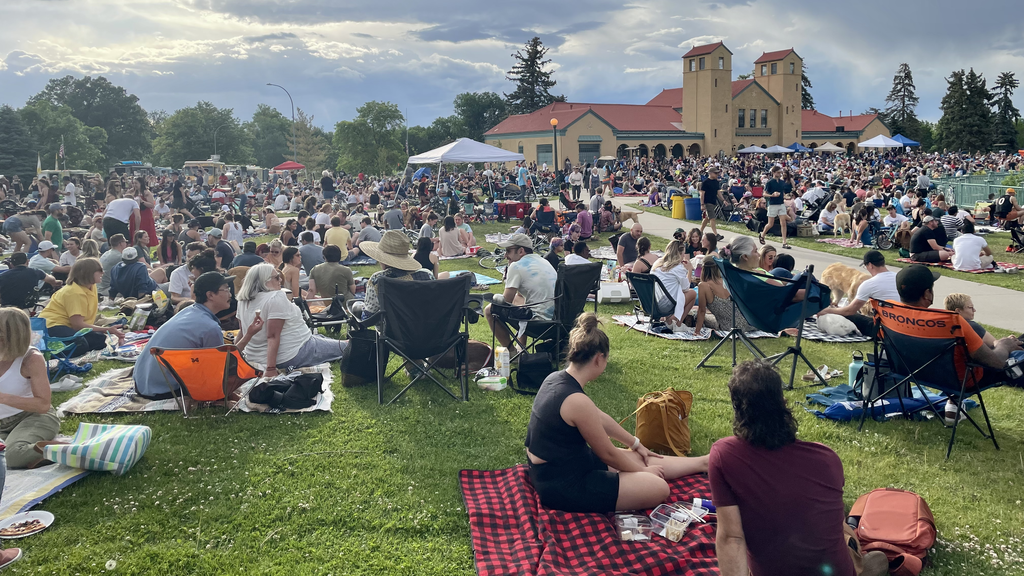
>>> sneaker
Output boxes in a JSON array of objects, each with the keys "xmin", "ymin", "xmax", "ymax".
[
  {"xmin": 943, "ymin": 400, "xmax": 968, "ymax": 426},
  {"xmin": 0, "ymin": 548, "xmax": 22, "ymax": 569},
  {"xmin": 716, "ymin": 234, "xmax": 725, "ymax": 241}
]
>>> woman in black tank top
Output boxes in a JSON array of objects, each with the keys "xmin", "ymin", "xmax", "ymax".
[{"xmin": 524, "ymin": 313, "xmax": 708, "ymax": 513}]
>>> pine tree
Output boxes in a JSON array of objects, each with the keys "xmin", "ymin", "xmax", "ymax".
[
  {"xmin": 0, "ymin": 105, "xmax": 37, "ymax": 184},
  {"xmin": 962, "ymin": 68, "xmax": 994, "ymax": 152},
  {"xmin": 992, "ymin": 72, "xmax": 1020, "ymax": 150},
  {"xmin": 883, "ymin": 63, "xmax": 921, "ymax": 140},
  {"xmin": 293, "ymin": 108, "xmax": 328, "ymax": 176},
  {"xmin": 936, "ymin": 70, "xmax": 968, "ymax": 151},
  {"xmin": 505, "ymin": 37, "xmax": 562, "ymax": 116},
  {"xmin": 801, "ymin": 66, "xmax": 815, "ymax": 110}
]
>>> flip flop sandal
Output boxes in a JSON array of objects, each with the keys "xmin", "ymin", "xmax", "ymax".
[
  {"xmin": 829, "ymin": 369, "xmax": 843, "ymax": 378},
  {"xmin": 758, "ymin": 235, "xmax": 766, "ymax": 245}
]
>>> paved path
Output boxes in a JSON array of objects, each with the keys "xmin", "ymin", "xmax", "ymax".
[{"xmin": 610, "ymin": 197, "xmax": 1023, "ymax": 332}]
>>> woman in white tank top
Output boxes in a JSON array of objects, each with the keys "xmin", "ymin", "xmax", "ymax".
[
  {"xmin": 222, "ymin": 213, "xmax": 245, "ymax": 244},
  {"xmin": 0, "ymin": 308, "xmax": 61, "ymax": 469}
]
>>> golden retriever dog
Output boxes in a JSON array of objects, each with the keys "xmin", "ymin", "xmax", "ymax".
[
  {"xmin": 833, "ymin": 212, "xmax": 852, "ymax": 235},
  {"xmin": 616, "ymin": 207, "xmax": 644, "ymax": 226},
  {"xmin": 821, "ymin": 262, "xmax": 870, "ymax": 312}
]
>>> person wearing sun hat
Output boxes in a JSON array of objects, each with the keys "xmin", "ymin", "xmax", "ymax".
[{"xmin": 358, "ymin": 230, "xmax": 435, "ymax": 321}]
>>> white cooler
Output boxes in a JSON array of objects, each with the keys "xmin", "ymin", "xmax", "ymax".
[{"xmin": 597, "ymin": 282, "xmax": 631, "ymax": 303}]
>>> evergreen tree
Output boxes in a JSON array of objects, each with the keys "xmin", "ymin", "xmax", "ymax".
[
  {"xmin": 962, "ymin": 68, "xmax": 994, "ymax": 152},
  {"xmin": 505, "ymin": 37, "xmax": 562, "ymax": 116},
  {"xmin": 801, "ymin": 66, "xmax": 815, "ymax": 110},
  {"xmin": 992, "ymin": 71, "xmax": 1020, "ymax": 150},
  {"xmin": 293, "ymin": 108, "xmax": 329, "ymax": 177},
  {"xmin": 0, "ymin": 105, "xmax": 37, "ymax": 184},
  {"xmin": 936, "ymin": 70, "xmax": 968, "ymax": 151},
  {"xmin": 883, "ymin": 63, "xmax": 921, "ymax": 140}
]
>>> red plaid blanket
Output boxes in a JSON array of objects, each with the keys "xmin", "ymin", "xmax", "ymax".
[
  {"xmin": 459, "ymin": 465, "xmax": 718, "ymax": 576},
  {"xmin": 895, "ymin": 258, "xmax": 1020, "ymax": 274}
]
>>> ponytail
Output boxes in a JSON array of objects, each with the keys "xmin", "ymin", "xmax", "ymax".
[{"xmin": 567, "ymin": 312, "xmax": 610, "ymax": 365}]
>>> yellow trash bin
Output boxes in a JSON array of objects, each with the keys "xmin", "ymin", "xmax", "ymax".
[{"xmin": 671, "ymin": 196, "xmax": 685, "ymax": 219}]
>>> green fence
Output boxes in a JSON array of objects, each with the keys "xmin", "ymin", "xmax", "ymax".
[{"xmin": 932, "ymin": 171, "xmax": 1020, "ymax": 207}]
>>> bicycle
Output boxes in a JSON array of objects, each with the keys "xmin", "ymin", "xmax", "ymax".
[{"xmin": 478, "ymin": 247, "xmax": 506, "ymax": 269}]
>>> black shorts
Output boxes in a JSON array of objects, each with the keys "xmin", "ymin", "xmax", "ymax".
[
  {"xmin": 911, "ymin": 250, "xmax": 940, "ymax": 263},
  {"xmin": 527, "ymin": 450, "xmax": 619, "ymax": 513}
]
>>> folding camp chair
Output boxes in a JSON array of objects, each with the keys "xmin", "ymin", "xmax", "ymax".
[
  {"xmin": 148, "ymin": 345, "xmax": 263, "ymax": 417},
  {"xmin": 696, "ymin": 258, "xmax": 831, "ymax": 389},
  {"xmin": 1009, "ymin": 228, "xmax": 1024, "ymax": 254},
  {"xmin": 374, "ymin": 274, "xmax": 473, "ymax": 405},
  {"xmin": 294, "ymin": 294, "xmax": 349, "ymax": 335},
  {"xmin": 492, "ymin": 262, "xmax": 602, "ymax": 366},
  {"xmin": 559, "ymin": 191, "xmax": 581, "ymax": 212},
  {"xmin": 533, "ymin": 208, "xmax": 557, "ymax": 234},
  {"xmin": 29, "ymin": 317, "xmax": 94, "ymax": 382},
  {"xmin": 624, "ymin": 272, "xmax": 675, "ymax": 336},
  {"xmin": 860, "ymin": 299, "xmax": 1006, "ymax": 459}
]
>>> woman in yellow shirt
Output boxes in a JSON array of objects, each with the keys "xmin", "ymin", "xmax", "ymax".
[{"xmin": 39, "ymin": 258, "xmax": 125, "ymax": 357}]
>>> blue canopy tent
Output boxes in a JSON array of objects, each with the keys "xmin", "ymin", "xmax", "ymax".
[
  {"xmin": 891, "ymin": 134, "xmax": 920, "ymax": 147},
  {"xmin": 787, "ymin": 142, "xmax": 812, "ymax": 152},
  {"xmin": 413, "ymin": 167, "xmax": 432, "ymax": 180}
]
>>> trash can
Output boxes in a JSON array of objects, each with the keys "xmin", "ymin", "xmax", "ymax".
[
  {"xmin": 684, "ymin": 197, "xmax": 702, "ymax": 221},
  {"xmin": 671, "ymin": 196, "xmax": 685, "ymax": 219}
]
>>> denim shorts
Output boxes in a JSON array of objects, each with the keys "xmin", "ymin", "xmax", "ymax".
[
  {"xmin": 278, "ymin": 335, "xmax": 347, "ymax": 370},
  {"xmin": 2, "ymin": 216, "xmax": 23, "ymax": 234}
]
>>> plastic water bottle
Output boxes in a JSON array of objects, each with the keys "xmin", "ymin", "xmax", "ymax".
[{"xmin": 849, "ymin": 350, "xmax": 864, "ymax": 389}]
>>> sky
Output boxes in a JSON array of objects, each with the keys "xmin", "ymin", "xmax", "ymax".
[{"xmin": 2, "ymin": 0, "xmax": 1023, "ymax": 132}]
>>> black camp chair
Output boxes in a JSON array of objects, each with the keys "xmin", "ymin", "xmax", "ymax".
[
  {"xmin": 491, "ymin": 262, "xmax": 602, "ymax": 366},
  {"xmin": 696, "ymin": 258, "xmax": 831, "ymax": 389},
  {"xmin": 861, "ymin": 299, "xmax": 1008, "ymax": 459},
  {"xmin": 1009, "ymin": 228, "xmax": 1024, "ymax": 254},
  {"xmin": 624, "ymin": 272, "xmax": 675, "ymax": 336},
  {"xmin": 294, "ymin": 293, "xmax": 349, "ymax": 335},
  {"xmin": 373, "ymin": 274, "xmax": 473, "ymax": 405}
]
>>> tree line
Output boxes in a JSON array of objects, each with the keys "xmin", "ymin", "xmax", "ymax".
[{"xmin": 0, "ymin": 36, "xmax": 564, "ymax": 184}]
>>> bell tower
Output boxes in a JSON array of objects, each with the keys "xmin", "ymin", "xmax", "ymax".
[
  {"xmin": 756, "ymin": 49, "xmax": 803, "ymax": 145},
  {"xmin": 682, "ymin": 42, "xmax": 733, "ymax": 157}
]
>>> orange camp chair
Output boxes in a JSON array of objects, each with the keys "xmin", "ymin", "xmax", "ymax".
[{"xmin": 148, "ymin": 345, "xmax": 263, "ymax": 416}]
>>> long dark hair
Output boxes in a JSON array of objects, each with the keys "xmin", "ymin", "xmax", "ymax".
[
  {"xmin": 414, "ymin": 236, "xmax": 432, "ymax": 260},
  {"xmin": 727, "ymin": 360, "xmax": 798, "ymax": 450}
]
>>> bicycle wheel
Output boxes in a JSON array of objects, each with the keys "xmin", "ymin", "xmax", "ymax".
[
  {"xmin": 875, "ymin": 234, "xmax": 893, "ymax": 250},
  {"xmin": 479, "ymin": 255, "xmax": 504, "ymax": 269}
]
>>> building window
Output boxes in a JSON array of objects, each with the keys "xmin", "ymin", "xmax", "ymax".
[
  {"xmin": 760, "ymin": 109, "xmax": 768, "ymax": 128},
  {"xmin": 790, "ymin": 62, "xmax": 795, "ymax": 74},
  {"xmin": 714, "ymin": 129, "xmax": 717, "ymax": 137},
  {"xmin": 738, "ymin": 108, "xmax": 746, "ymax": 128},
  {"xmin": 786, "ymin": 106, "xmax": 788, "ymax": 114},
  {"xmin": 699, "ymin": 57, "xmax": 705, "ymax": 70},
  {"xmin": 689, "ymin": 59, "xmax": 695, "ymax": 72},
  {"xmin": 749, "ymin": 109, "xmax": 756, "ymax": 128},
  {"xmin": 771, "ymin": 63, "xmax": 777, "ymax": 75},
  {"xmin": 714, "ymin": 79, "xmax": 717, "ymax": 87},
  {"xmin": 536, "ymin": 144, "xmax": 552, "ymax": 165},
  {"xmin": 725, "ymin": 104, "xmax": 728, "ymax": 112},
  {"xmin": 796, "ymin": 130, "xmax": 799, "ymax": 137},
  {"xmin": 518, "ymin": 143, "xmax": 523, "ymax": 155},
  {"xmin": 578, "ymin": 143, "xmax": 600, "ymax": 164},
  {"xmin": 836, "ymin": 126, "xmax": 845, "ymax": 132},
  {"xmin": 719, "ymin": 56, "xmax": 724, "ymax": 69},
  {"xmin": 760, "ymin": 64, "xmax": 767, "ymax": 76}
]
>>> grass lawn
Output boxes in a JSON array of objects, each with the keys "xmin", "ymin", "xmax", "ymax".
[
  {"xmin": 632, "ymin": 203, "xmax": 1024, "ymax": 293},
  {"xmin": 15, "ymin": 221, "xmax": 1024, "ymax": 575}
]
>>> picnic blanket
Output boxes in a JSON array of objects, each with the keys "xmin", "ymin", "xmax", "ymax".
[
  {"xmin": 804, "ymin": 384, "xmax": 977, "ymax": 422},
  {"xmin": 459, "ymin": 465, "xmax": 717, "ymax": 576},
  {"xmin": 341, "ymin": 255, "xmax": 377, "ymax": 267},
  {"xmin": 800, "ymin": 319, "xmax": 872, "ymax": 343},
  {"xmin": 449, "ymin": 271, "xmax": 502, "ymax": 286},
  {"xmin": 0, "ymin": 464, "xmax": 89, "ymax": 519},
  {"xmin": 613, "ymin": 315, "xmax": 777, "ymax": 341},
  {"xmin": 484, "ymin": 233, "xmax": 513, "ymax": 245},
  {"xmin": 895, "ymin": 258, "xmax": 1020, "ymax": 274},
  {"xmin": 58, "ymin": 364, "xmax": 334, "ymax": 415},
  {"xmin": 590, "ymin": 246, "xmax": 618, "ymax": 260},
  {"xmin": 234, "ymin": 364, "xmax": 335, "ymax": 414},
  {"xmin": 439, "ymin": 254, "xmax": 473, "ymax": 261},
  {"xmin": 816, "ymin": 238, "xmax": 866, "ymax": 248}
]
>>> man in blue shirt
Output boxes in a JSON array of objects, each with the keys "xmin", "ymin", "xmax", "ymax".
[
  {"xmin": 133, "ymin": 272, "xmax": 264, "ymax": 398},
  {"xmin": 517, "ymin": 163, "xmax": 529, "ymax": 187},
  {"xmin": 109, "ymin": 247, "xmax": 158, "ymax": 298}
]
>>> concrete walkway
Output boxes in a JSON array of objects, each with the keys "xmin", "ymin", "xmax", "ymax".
[{"xmin": 610, "ymin": 196, "xmax": 1023, "ymax": 332}]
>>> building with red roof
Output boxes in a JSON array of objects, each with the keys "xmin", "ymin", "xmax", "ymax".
[{"xmin": 484, "ymin": 42, "xmax": 888, "ymax": 164}]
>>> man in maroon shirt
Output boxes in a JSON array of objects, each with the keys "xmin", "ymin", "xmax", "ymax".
[{"xmin": 709, "ymin": 360, "xmax": 888, "ymax": 576}]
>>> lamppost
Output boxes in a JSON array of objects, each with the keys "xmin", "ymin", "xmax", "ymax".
[
  {"xmin": 266, "ymin": 83, "xmax": 297, "ymax": 162},
  {"xmin": 550, "ymin": 118, "xmax": 559, "ymax": 185},
  {"xmin": 213, "ymin": 123, "xmax": 229, "ymax": 159}
]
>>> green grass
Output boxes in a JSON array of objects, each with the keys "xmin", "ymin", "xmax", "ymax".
[
  {"xmin": 634, "ymin": 203, "xmax": 1024, "ymax": 292},
  {"xmin": 14, "ymin": 221, "xmax": 1024, "ymax": 575}
]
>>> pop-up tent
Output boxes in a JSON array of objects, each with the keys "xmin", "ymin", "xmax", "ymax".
[
  {"xmin": 764, "ymin": 145, "xmax": 794, "ymax": 154},
  {"xmin": 273, "ymin": 161, "xmax": 305, "ymax": 171},
  {"xmin": 407, "ymin": 138, "xmax": 525, "ymax": 193},
  {"xmin": 891, "ymin": 134, "xmax": 920, "ymax": 147},
  {"xmin": 813, "ymin": 142, "xmax": 845, "ymax": 153},
  {"xmin": 858, "ymin": 135, "xmax": 904, "ymax": 148},
  {"xmin": 738, "ymin": 146, "xmax": 767, "ymax": 154},
  {"xmin": 787, "ymin": 142, "xmax": 812, "ymax": 152}
]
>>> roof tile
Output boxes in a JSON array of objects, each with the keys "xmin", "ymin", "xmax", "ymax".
[
  {"xmin": 801, "ymin": 110, "xmax": 878, "ymax": 132},
  {"xmin": 682, "ymin": 41, "xmax": 726, "ymax": 58},
  {"xmin": 754, "ymin": 48, "xmax": 796, "ymax": 64}
]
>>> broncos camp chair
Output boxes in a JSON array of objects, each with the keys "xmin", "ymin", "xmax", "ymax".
[
  {"xmin": 696, "ymin": 258, "xmax": 831, "ymax": 389},
  {"xmin": 860, "ymin": 299, "xmax": 1008, "ymax": 459},
  {"xmin": 148, "ymin": 345, "xmax": 263, "ymax": 416},
  {"xmin": 624, "ymin": 272, "xmax": 675, "ymax": 336}
]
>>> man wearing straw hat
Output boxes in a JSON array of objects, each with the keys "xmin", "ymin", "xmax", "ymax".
[{"xmin": 358, "ymin": 230, "xmax": 435, "ymax": 321}]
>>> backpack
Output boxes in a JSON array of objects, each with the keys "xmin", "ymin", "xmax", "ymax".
[
  {"xmin": 620, "ymin": 388, "xmax": 693, "ymax": 457},
  {"xmin": 847, "ymin": 488, "xmax": 936, "ymax": 576}
]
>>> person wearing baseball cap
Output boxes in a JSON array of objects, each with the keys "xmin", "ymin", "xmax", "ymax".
[
  {"xmin": 817, "ymin": 250, "xmax": 900, "ymax": 335},
  {"xmin": 699, "ymin": 166, "xmax": 727, "ymax": 243},
  {"xmin": 134, "ymin": 271, "xmax": 266, "ymax": 399},
  {"xmin": 484, "ymin": 233, "xmax": 558, "ymax": 350},
  {"xmin": 41, "ymin": 203, "xmax": 64, "ymax": 252},
  {"xmin": 28, "ymin": 240, "xmax": 72, "ymax": 280},
  {"xmin": 0, "ymin": 252, "xmax": 61, "ymax": 307},
  {"xmin": 205, "ymin": 226, "xmax": 235, "ymax": 269},
  {"xmin": 909, "ymin": 215, "xmax": 951, "ymax": 263},
  {"xmin": 108, "ymin": 246, "xmax": 158, "ymax": 298}
]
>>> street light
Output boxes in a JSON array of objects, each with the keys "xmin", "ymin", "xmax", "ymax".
[
  {"xmin": 266, "ymin": 83, "xmax": 297, "ymax": 162},
  {"xmin": 550, "ymin": 118, "xmax": 559, "ymax": 186},
  {"xmin": 213, "ymin": 123, "xmax": 229, "ymax": 159}
]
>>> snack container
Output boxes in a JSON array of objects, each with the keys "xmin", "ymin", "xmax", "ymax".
[
  {"xmin": 649, "ymin": 503, "xmax": 693, "ymax": 542},
  {"xmin": 613, "ymin": 514, "xmax": 653, "ymax": 542},
  {"xmin": 494, "ymin": 346, "xmax": 511, "ymax": 378},
  {"xmin": 468, "ymin": 246, "xmax": 480, "ymax": 256}
]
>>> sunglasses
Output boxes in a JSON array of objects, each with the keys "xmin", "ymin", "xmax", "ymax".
[{"xmin": 270, "ymin": 250, "xmax": 281, "ymax": 255}]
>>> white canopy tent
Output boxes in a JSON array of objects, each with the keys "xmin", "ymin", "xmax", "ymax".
[
  {"xmin": 763, "ymin": 145, "xmax": 794, "ymax": 154},
  {"xmin": 857, "ymin": 135, "xmax": 904, "ymax": 149},
  {"xmin": 738, "ymin": 146, "xmax": 768, "ymax": 154},
  {"xmin": 813, "ymin": 142, "xmax": 845, "ymax": 153},
  {"xmin": 406, "ymin": 137, "xmax": 525, "ymax": 194}
]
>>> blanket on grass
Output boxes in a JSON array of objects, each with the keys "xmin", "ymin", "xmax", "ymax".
[
  {"xmin": 439, "ymin": 254, "xmax": 473, "ymax": 261},
  {"xmin": 449, "ymin": 271, "xmax": 502, "ymax": 286},
  {"xmin": 816, "ymin": 238, "xmax": 866, "ymax": 248},
  {"xmin": 895, "ymin": 258, "xmax": 1020, "ymax": 274},
  {"xmin": 800, "ymin": 319, "xmax": 872, "ymax": 343},
  {"xmin": 459, "ymin": 465, "xmax": 717, "ymax": 576},
  {"xmin": 340, "ymin": 255, "xmax": 377, "ymax": 267},
  {"xmin": 804, "ymin": 384, "xmax": 977, "ymax": 422},
  {"xmin": 612, "ymin": 315, "xmax": 777, "ymax": 340},
  {"xmin": 57, "ymin": 364, "xmax": 334, "ymax": 415},
  {"xmin": 0, "ymin": 464, "xmax": 90, "ymax": 519}
]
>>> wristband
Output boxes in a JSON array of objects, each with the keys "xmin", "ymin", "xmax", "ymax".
[{"xmin": 631, "ymin": 437, "xmax": 641, "ymax": 451}]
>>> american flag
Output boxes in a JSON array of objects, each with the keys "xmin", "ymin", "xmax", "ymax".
[{"xmin": 59, "ymin": 141, "xmax": 65, "ymax": 158}]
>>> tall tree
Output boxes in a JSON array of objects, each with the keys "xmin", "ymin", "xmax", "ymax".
[
  {"xmin": 936, "ymin": 70, "xmax": 968, "ymax": 152},
  {"xmin": 801, "ymin": 66, "xmax": 815, "ymax": 110},
  {"xmin": 151, "ymin": 101, "xmax": 251, "ymax": 168},
  {"xmin": 293, "ymin": 108, "xmax": 329, "ymax": 176},
  {"xmin": 0, "ymin": 105, "xmax": 37, "ymax": 184},
  {"xmin": 505, "ymin": 37, "xmax": 562, "ymax": 115},
  {"xmin": 992, "ymin": 71, "xmax": 1020, "ymax": 150},
  {"xmin": 454, "ymin": 92, "xmax": 507, "ymax": 141},
  {"xmin": 333, "ymin": 101, "xmax": 405, "ymax": 175},
  {"xmin": 20, "ymin": 101, "xmax": 108, "ymax": 173},
  {"xmin": 243, "ymin": 104, "xmax": 293, "ymax": 168},
  {"xmin": 883, "ymin": 63, "xmax": 921, "ymax": 140},
  {"xmin": 963, "ymin": 68, "xmax": 994, "ymax": 152},
  {"xmin": 28, "ymin": 75, "xmax": 152, "ymax": 162}
]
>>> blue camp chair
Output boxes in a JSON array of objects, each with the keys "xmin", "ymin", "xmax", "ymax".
[
  {"xmin": 29, "ymin": 317, "xmax": 94, "ymax": 382},
  {"xmin": 624, "ymin": 272, "xmax": 675, "ymax": 336},
  {"xmin": 696, "ymin": 258, "xmax": 831, "ymax": 389}
]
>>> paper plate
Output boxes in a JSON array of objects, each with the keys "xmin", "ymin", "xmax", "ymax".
[{"xmin": 0, "ymin": 511, "xmax": 54, "ymax": 539}]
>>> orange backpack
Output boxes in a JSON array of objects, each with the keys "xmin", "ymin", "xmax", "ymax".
[{"xmin": 847, "ymin": 488, "xmax": 936, "ymax": 576}]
